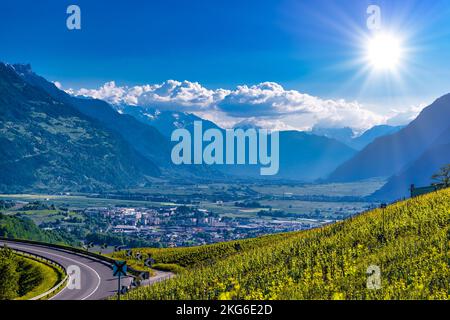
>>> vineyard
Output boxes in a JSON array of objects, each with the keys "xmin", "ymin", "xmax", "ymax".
[{"xmin": 120, "ymin": 189, "xmax": 450, "ymax": 300}]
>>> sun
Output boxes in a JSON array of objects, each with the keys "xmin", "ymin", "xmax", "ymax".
[{"xmin": 366, "ymin": 33, "xmax": 403, "ymax": 71}]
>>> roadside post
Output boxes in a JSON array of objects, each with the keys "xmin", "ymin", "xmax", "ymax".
[
  {"xmin": 112, "ymin": 260, "xmax": 127, "ymax": 301},
  {"xmin": 380, "ymin": 203, "xmax": 387, "ymax": 241}
]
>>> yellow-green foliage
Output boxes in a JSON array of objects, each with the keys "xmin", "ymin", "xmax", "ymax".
[
  {"xmin": 122, "ymin": 189, "xmax": 450, "ymax": 300},
  {"xmin": 110, "ymin": 232, "xmax": 300, "ymax": 269},
  {"xmin": 15, "ymin": 256, "xmax": 61, "ymax": 300},
  {"xmin": 0, "ymin": 249, "xmax": 62, "ymax": 300}
]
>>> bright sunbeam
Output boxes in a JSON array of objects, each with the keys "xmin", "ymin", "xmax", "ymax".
[{"xmin": 366, "ymin": 33, "xmax": 403, "ymax": 71}]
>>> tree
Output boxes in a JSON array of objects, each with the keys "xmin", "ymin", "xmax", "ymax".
[
  {"xmin": 0, "ymin": 247, "xmax": 19, "ymax": 300},
  {"xmin": 431, "ymin": 164, "xmax": 450, "ymax": 187}
]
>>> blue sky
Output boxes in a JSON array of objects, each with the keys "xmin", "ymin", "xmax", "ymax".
[{"xmin": 1, "ymin": 0, "xmax": 450, "ymax": 130}]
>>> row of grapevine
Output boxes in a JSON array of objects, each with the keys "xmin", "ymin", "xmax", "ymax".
[{"xmin": 120, "ymin": 189, "xmax": 450, "ymax": 300}]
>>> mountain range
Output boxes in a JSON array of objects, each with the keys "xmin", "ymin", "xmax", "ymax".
[
  {"xmin": 311, "ymin": 125, "xmax": 404, "ymax": 150},
  {"xmin": 2, "ymin": 62, "xmax": 447, "ymax": 198},
  {"xmin": 0, "ymin": 63, "xmax": 361, "ymax": 190},
  {"xmin": 118, "ymin": 105, "xmax": 219, "ymax": 138},
  {"xmin": 122, "ymin": 106, "xmax": 360, "ymax": 181},
  {"xmin": 0, "ymin": 63, "xmax": 159, "ymax": 192},
  {"xmin": 327, "ymin": 94, "xmax": 450, "ymax": 200},
  {"xmin": 11, "ymin": 64, "xmax": 224, "ymax": 181}
]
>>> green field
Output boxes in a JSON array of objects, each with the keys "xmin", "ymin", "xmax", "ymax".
[
  {"xmin": 120, "ymin": 188, "xmax": 450, "ymax": 300},
  {"xmin": 0, "ymin": 193, "xmax": 174, "ymax": 209},
  {"xmin": 0, "ymin": 194, "xmax": 372, "ymax": 222},
  {"xmin": 251, "ymin": 178, "xmax": 386, "ymax": 197}
]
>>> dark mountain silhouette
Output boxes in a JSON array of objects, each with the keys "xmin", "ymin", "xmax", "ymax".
[
  {"xmin": 277, "ymin": 131, "xmax": 357, "ymax": 181},
  {"xmin": 371, "ymin": 127, "xmax": 450, "ymax": 200}
]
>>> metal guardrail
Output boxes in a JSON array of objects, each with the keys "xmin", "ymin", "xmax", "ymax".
[
  {"xmin": 410, "ymin": 183, "xmax": 446, "ymax": 198},
  {"xmin": 9, "ymin": 247, "xmax": 69, "ymax": 300},
  {"xmin": 0, "ymin": 237, "xmax": 150, "ymax": 279},
  {"xmin": 139, "ymin": 271, "xmax": 174, "ymax": 284}
]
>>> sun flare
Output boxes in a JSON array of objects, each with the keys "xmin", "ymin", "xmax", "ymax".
[{"xmin": 366, "ymin": 33, "xmax": 403, "ymax": 71}]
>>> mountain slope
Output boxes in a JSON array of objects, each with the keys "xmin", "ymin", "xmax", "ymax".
[
  {"xmin": 120, "ymin": 105, "xmax": 220, "ymax": 138},
  {"xmin": 371, "ymin": 127, "xmax": 450, "ymax": 200},
  {"xmin": 0, "ymin": 63, "xmax": 158, "ymax": 192},
  {"xmin": 327, "ymin": 94, "xmax": 450, "ymax": 182},
  {"xmin": 351, "ymin": 125, "xmax": 404, "ymax": 150},
  {"xmin": 119, "ymin": 188, "xmax": 450, "ymax": 300},
  {"xmin": 14, "ymin": 65, "xmax": 229, "ymax": 181},
  {"xmin": 13, "ymin": 64, "xmax": 170, "ymax": 166}
]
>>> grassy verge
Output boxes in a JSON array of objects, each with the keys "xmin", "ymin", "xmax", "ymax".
[{"xmin": 14, "ymin": 254, "xmax": 63, "ymax": 300}]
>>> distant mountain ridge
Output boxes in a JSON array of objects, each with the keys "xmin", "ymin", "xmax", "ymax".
[
  {"xmin": 351, "ymin": 125, "xmax": 404, "ymax": 150},
  {"xmin": 107, "ymin": 92, "xmax": 359, "ymax": 181},
  {"xmin": 118, "ymin": 105, "xmax": 220, "ymax": 138},
  {"xmin": 125, "ymin": 109, "xmax": 357, "ymax": 181},
  {"xmin": 2, "ymin": 62, "xmax": 428, "ymax": 190},
  {"xmin": 311, "ymin": 125, "xmax": 404, "ymax": 150},
  {"xmin": 327, "ymin": 94, "xmax": 450, "ymax": 184}
]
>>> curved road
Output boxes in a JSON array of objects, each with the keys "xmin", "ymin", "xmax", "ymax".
[{"xmin": 0, "ymin": 240, "xmax": 131, "ymax": 300}]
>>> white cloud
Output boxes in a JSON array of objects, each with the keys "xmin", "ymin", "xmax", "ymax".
[
  {"xmin": 233, "ymin": 117, "xmax": 297, "ymax": 131},
  {"xmin": 216, "ymin": 82, "xmax": 386, "ymax": 131},
  {"xmin": 68, "ymin": 81, "xmax": 128, "ymax": 105},
  {"xmin": 68, "ymin": 80, "xmax": 229, "ymax": 111},
  {"xmin": 66, "ymin": 80, "xmax": 421, "ymax": 132},
  {"xmin": 53, "ymin": 81, "xmax": 62, "ymax": 89},
  {"xmin": 386, "ymin": 104, "xmax": 426, "ymax": 126}
]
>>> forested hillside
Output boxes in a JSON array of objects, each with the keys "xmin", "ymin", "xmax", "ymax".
[
  {"xmin": 0, "ymin": 213, "xmax": 72, "ymax": 245},
  {"xmin": 0, "ymin": 63, "xmax": 159, "ymax": 193}
]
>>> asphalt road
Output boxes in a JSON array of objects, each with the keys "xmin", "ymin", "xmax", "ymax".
[{"xmin": 0, "ymin": 240, "xmax": 132, "ymax": 300}]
